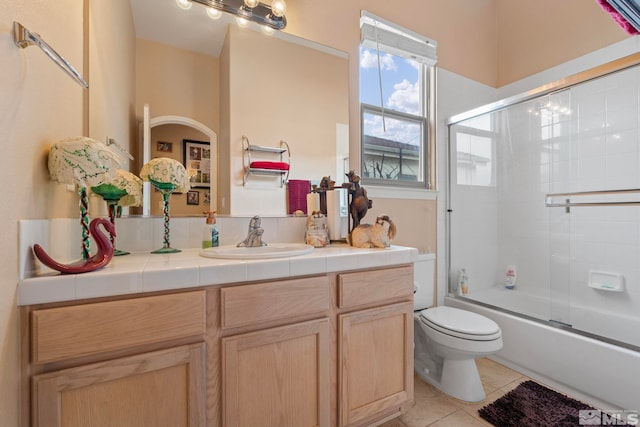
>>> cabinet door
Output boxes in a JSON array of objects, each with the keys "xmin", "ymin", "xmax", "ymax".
[
  {"xmin": 32, "ymin": 343, "xmax": 205, "ymax": 427},
  {"xmin": 339, "ymin": 302, "xmax": 414, "ymax": 427},
  {"xmin": 223, "ymin": 318, "xmax": 330, "ymax": 427}
]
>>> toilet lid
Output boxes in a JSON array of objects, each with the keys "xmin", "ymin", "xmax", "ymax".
[{"xmin": 419, "ymin": 306, "xmax": 501, "ymax": 339}]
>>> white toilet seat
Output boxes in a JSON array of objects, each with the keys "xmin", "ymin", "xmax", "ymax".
[{"xmin": 419, "ymin": 306, "xmax": 501, "ymax": 341}]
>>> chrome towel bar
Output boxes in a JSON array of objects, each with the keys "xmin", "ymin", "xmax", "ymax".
[
  {"xmin": 13, "ymin": 21, "xmax": 88, "ymax": 89},
  {"xmin": 545, "ymin": 188, "xmax": 640, "ymax": 207}
]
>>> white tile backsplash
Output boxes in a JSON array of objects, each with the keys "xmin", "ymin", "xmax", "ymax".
[{"xmin": 19, "ymin": 215, "xmax": 308, "ymax": 280}]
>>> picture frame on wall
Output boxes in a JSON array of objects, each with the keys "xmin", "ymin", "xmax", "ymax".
[
  {"xmin": 183, "ymin": 139, "xmax": 211, "ymax": 188},
  {"xmin": 187, "ymin": 190, "xmax": 199, "ymax": 205},
  {"xmin": 157, "ymin": 141, "xmax": 173, "ymax": 153}
]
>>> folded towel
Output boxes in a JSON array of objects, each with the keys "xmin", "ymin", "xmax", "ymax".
[
  {"xmin": 250, "ymin": 161, "xmax": 290, "ymax": 171},
  {"xmin": 595, "ymin": 0, "xmax": 640, "ymax": 34}
]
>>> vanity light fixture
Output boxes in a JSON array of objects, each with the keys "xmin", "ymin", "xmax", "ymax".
[
  {"xmin": 206, "ymin": 6, "xmax": 223, "ymax": 19},
  {"xmin": 183, "ymin": 0, "xmax": 287, "ymax": 30},
  {"xmin": 176, "ymin": 0, "xmax": 193, "ymax": 10},
  {"xmin": 236, "ymin": 16, "xmax": 250, "ymax": 27}
]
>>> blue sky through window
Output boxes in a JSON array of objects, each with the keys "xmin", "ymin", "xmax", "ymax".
[
  {"xmin": 359, "ymin": 47, "xmax": 420, "ymax": 114},
  {"xmin": 360, "ymin": 47, "xmax": 421, "ymax": 146}
]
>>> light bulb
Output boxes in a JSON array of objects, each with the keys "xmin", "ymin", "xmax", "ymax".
[
  {"xmin": 262, "ymin": 25, "xmax": 275, "ymax": 35},
  {"xmin": 206, "ymin": 7, "xmax": 222, "ymax": 19},
  {"xmin": 176, "ymin": 0, "xmax": 192, "ymax": 10},
  {"xmin": 236, "ymin": 16, "xmax": 249, "ymax": 27},
  {"xmin": 244, "ymin": 0, "xmax": 260, "ymax": 8},
  {"xmin": 271, "ymin": 0, "xmax": 286, "ymax": 17}
]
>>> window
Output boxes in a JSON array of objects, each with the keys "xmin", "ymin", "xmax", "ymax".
[
  {"xmin": 359, "ymin": 11, "xmax": 437, "ymax": 189},
  {"xmin": 453, "ymin": 114, "xmax": 496, "ymax": 187}
]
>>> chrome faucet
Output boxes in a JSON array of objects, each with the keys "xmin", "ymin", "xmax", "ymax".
[{"xmin": 237, "ymin": 215, "xmax": 267, "ymax": 247}]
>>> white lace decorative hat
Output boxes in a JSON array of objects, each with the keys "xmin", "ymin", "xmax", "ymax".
[{"xmin": 140, "ymin": 157, "xmax": 191, "ymax": 193}]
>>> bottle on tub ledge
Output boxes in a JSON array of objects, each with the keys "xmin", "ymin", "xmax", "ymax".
[
  {"xmin": 202, "ymin": 211, "xmax": 219, "ymax": 249},
  {"xmin": 457, "ymin": 268, "xmax": 469, "ymax": 296},
  {"xmin": 505, "ymin": 265, "xmax": 517, "ymax": 289}
]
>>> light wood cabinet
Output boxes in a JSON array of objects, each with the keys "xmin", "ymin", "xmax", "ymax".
[
  {"xmin": 23, "ymin": 291, "xmax": 208, "ymax": 427},
  {"xmin": 338, "ymin": 303, "xmax": 414, "ymax": 427},
  {"xmin": 220, "ymin": 276, "xmax": 331, "ymax": 427},
  {"xmin": 222, "ymin": 319, "xmax": 330, "ymax": 427},
  {"xmin": 31, "ymin": 291, "xmax": 206, "ymax": 364},
  {"xmin": 22, "ymin": 264, "xmax": 414, "ymax": 427},
  {"xmin": 337, "ymin": 266, "xmax": 414, "ymax": 427},
  {"xmin": 32, "ymin": 343, "xmax": 205, "ymax": 427}
]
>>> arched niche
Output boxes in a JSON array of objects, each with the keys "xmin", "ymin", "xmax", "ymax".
[{"xmin": 142, "ymin": 105, "xmax": 218, "ymax": 216}]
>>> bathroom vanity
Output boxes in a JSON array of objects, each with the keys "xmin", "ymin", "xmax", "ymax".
[{"xmin": 18, "ymin": 245, "xmax": 417, "ymax": 427}]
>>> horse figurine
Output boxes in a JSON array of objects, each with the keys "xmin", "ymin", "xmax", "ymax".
[
  {"xmin": 33, "ymin": 218, "xmax": 116, "ymax": 274},
  {"xmin": 346, "ymin": 170, "xmax": 372, "ymax": 229}
]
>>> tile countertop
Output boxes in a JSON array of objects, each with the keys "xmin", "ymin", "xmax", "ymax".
[{"xmin": 18, "ymin": 244, "xmax": 419, "ymax": 306}]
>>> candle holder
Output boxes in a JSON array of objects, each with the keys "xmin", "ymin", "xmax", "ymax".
[
  {"xmin": 150, "ymin": 179, "xmax": 181, "ymax": 254},
  {"xmin": 47, "ymin": 137, "xmax": 124, "ymax": 260},
  {"xmin": 91, "ymin": 183, "xmax": 130, "ymax": 256}
]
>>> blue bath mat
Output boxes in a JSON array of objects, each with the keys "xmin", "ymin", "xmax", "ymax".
[{"xmin": 478, "ymin": 380, "xmax": 631, "ymax": 427}]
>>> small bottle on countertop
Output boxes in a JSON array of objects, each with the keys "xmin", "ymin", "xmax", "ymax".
[
  {"xmin": 458, "ymin": 268, "xmax": 469, "ymax": 295},
  {"xmin": 202, "ymin": 211, "xmax": 219, "ymax": 249}
]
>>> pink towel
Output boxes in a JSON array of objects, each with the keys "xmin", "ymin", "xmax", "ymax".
[
  {"xmin": 288, "ymin": 180, "xmax": 310, "ymax": 214},
  {"xmin": 595, "ymin": 0, "xmax": 640, "ymax": 34}
]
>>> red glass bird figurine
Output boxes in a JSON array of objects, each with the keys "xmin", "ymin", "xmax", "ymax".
[{"xmin": 33, "ymin": 218, "xmax": 116, "ymax": 274}]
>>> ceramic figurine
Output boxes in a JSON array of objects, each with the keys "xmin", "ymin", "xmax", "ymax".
[
  {"xmin": 305, "ymin": 211, "xmax": 330, "ymax": 247},
  {"xmin": 33, "ymin": 218, "xmax": 115, "ymax": 274},
  {"xmin": 346, "ymin": 170, "xmax": 372, "ymax": 229},
  {"xmin": 348, "ymin": 214, "xmax": 396, "ymax": 248}
]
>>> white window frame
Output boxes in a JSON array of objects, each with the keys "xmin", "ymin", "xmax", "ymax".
[{"xmin": 359, "ymin": 11, "xmax": 437, "ymax": 190}]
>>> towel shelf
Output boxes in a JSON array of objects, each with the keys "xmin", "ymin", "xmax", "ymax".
[{"xmin": 242, "ymin": 136, "xmax": 290, "ymax": 187}]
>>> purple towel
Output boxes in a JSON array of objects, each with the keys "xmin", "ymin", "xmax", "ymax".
[
  {"xmin": 288, "ymin": 180, "xmax": 310, "ymax": 214},
  {"xmin": 595, "ymin": 0, "xmax": 640, "ymax": 34}
]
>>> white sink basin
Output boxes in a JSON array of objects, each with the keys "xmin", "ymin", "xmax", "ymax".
[{"xmin": 199, "ymin": 243, "xmax": 314, "ymax": 259}]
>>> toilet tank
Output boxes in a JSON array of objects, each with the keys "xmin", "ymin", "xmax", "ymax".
[{"xmin": 414, "ymin": 253, "xmax": 436, "ymax": 311}]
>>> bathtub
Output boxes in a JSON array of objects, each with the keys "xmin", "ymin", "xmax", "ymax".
[{"xmin": 446, "ymin": 291, "xmax": 640, "ymax": 411}]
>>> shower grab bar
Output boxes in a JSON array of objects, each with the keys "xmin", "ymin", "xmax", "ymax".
[
  {"xmin": 545, "ymin": 188, "xmax": 640, "ymax": 207},
  {"xmin": 13, "ymin": 21, "xmax": 88, "ymax": 89}
]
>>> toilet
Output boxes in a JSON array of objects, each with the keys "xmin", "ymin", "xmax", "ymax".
[{"xmin": 413, "ymin": 254, "xmax": 503, "ymax": 402}]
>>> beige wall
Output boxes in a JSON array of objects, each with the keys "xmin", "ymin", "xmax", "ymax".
[
  {"xmin": 496, "ymin": 0, "xmax": 628, "ymax": 86},
  {"xmin": 286, "ymin": 0, "xmax": 628, "ymax": 88},
  {"xmin": 286, "ymin": 0, "xmax": 499, "ymax": 86},
  {"xmin": 224, "ymin": 26, "xmax": 349, "ymax": 216},
  {"xmin": 1, "ymin": 1, "xmax": 85, "ymax": 424},
  {"xmin": 368, "ymin": 198, "xmax": 438, "ymax": 255},
  {"xmin": 135, "ymin": 38, "xmax": 219, "ymax": 133},
  {"xmin": 89, "ymin": 0, "xmax": 136, "ymax": 164}
]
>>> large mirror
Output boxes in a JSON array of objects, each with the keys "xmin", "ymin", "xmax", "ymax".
[{"xmin": 90, "ymin": 0, "xmax": 349, "ymax": 217}]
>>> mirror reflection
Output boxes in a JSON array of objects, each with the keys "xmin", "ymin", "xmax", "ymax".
[{"xmin": 91, "ymin": 0, "xmax": 349, "ymax": 217}]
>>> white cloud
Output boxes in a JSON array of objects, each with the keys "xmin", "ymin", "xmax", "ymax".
[
  {"xmin": 405, "ymin": 58, "xmax": 420, "ymax": 70},
  {"xmin": 364, "ymin": 113, "xmax": 421, "ymax": 147},
  {"xmin": 360, "ymin": 49, "xmax": 397, "ymax": 71},
  {"xmin": 387, "ymin": 79, "xmax": 419, "ymax": 115}
]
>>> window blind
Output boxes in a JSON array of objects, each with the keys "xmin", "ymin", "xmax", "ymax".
[{"xmin": 360, "ymin": 10, "xmax": 437, "ymax": 66}]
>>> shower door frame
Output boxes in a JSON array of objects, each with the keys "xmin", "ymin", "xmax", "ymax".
[{"xmin": 445, "ymin": 52, "xmax": 640, "ymax": 347}]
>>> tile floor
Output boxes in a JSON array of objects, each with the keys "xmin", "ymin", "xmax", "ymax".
[{"xmin": 380, "ymin": 358, "xmax": 529, "ymax": 427}]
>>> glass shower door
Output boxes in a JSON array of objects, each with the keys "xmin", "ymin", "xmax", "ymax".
[{"xmin": 540, "ymin": 89, "xmax": 573, "ymax": 327}]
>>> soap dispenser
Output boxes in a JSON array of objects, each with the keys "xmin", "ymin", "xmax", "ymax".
[{"xmin": 202, "ymin": 211, "xmax": 219, "ymax": 249}]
